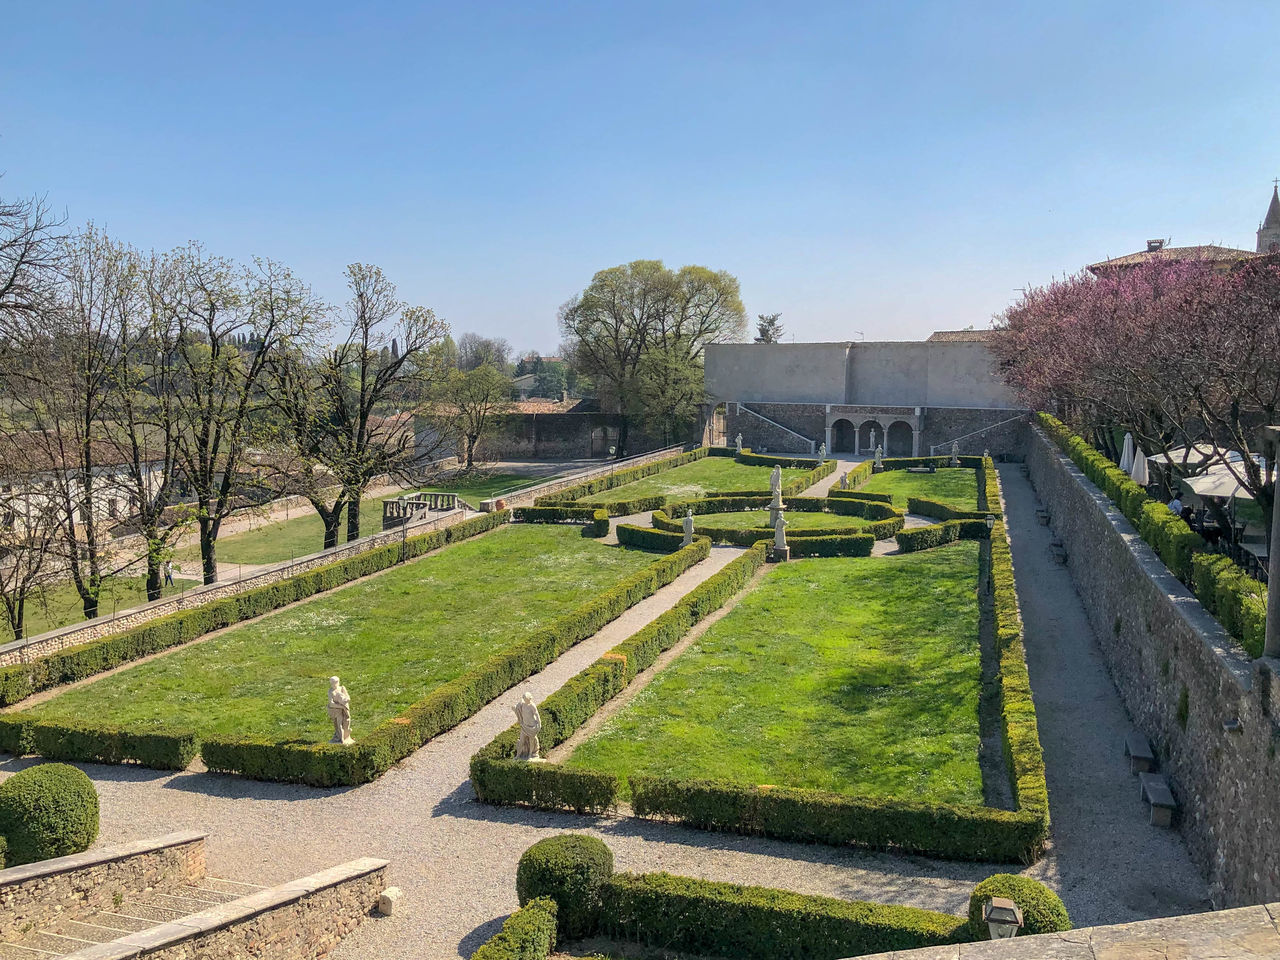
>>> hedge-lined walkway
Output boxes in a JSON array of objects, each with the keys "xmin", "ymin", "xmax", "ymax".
[{"xmin": 996, "ymin": 465, "xmax": 1208, "ymax": 925}]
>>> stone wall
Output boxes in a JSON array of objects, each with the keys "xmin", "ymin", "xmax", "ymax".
[
  {"xmin": 132, "ymin": 859, "xmax": 387, "ymax": 960},
  {"xmin": 723, "ymin": 403, "xmax": 818, "ymax": 453},
  {"xmin": 0, "ymin": 832, "xmax": 206, "ymax": 941},
  {"xmin": 920, "ymin": 407, "xmax": 1029, "ymax": 458},
  {"xmin": 478, "ymin": 412, "xmax": 665, "ymax": 459},
  {"xmin": 0, "ymin": 507, "xmax": 470, "ymax": 668},
  {"xmin": 1027, "ymin": 425, "xmax": 1280, "ymax": 907}
]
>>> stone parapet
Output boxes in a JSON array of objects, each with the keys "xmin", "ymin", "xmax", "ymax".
[
  {"xmin": 1027, "ymin": 425, "xmax": 1280, "ymax": 906},
  {"xmin": 0, "ymin": 831, "xmax": 206, "ymax": 941}
]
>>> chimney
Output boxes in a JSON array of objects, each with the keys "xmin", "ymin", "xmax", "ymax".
[{"xmin": 1146, "ymin": 239, "xmax": 1166, "ymax": 253}]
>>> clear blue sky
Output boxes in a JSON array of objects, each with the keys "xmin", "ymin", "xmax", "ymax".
[{"xmin": 4, "ymin": 2, "xmax": 1279, "ymax": 350}]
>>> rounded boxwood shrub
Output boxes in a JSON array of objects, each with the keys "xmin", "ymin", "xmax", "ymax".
[
  {"xmin": 516, "ymin": 834, "xmax": 613, "ymax": 939},
  {"xmin": 967, "ymin": 874, "xmax": 1070, "ymax": 940},
  {"xmin": 0, "ymin": 763, "xmax": 99, "ymax": 865}
]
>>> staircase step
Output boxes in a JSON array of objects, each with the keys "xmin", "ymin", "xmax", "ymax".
[
  {"xmin": 0, "ymin": 943, "xmax": 60, "ymax": 958},
  {"xmin": 177, "ymin": 884, "xmax": 240, "ymax": 905},
  {"xmin": 79, "ymin": 913, "xmax": 153, "ymax": 934},
  {"xmin": 146, "ymin": 893, "xmax": 225, "ymax": 913},
  {"xmin": 115, "ymin": 900, "xmax": 183, "ymax": 922},
  {"xmin": 19, "ymin": 932, "xmax": 94, "ymax": 954},
  {"xmin": 192, "ymin": 876, "xmax": 266, "ymax": 896},
  {"xmin": 45, "ymin": 922, "xmax": 130, "ymax": 944}
]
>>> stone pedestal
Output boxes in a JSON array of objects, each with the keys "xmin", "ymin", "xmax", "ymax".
[{"xmin": 770, "ymin": 545, "xmax": 790, "ymax": 562}]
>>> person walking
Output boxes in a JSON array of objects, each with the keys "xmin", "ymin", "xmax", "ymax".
[{"xmin": 162, "ymin": 559, "xmax": 175, "ymax": 587}]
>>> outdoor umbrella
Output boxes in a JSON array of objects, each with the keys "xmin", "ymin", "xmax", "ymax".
[
  {"xmin": 1119, "ymin": 433, "xmax": 1135, "ymax": 473},
  {"xmin": 1129, "ymin": 448, "xmax": 1149, "ymax": 486},
  {"xmin": 1183, "ymin": 462, "xmax": 1255, "ymax": 500}
]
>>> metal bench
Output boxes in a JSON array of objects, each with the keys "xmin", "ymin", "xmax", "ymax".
[
  {"xmin": 1124, "ymin": 732, "xmax": 1156, "ymax": 774},
  {"xmin": 1139, "ymin": 772, "xmax": 1178, "ymax": 828}
]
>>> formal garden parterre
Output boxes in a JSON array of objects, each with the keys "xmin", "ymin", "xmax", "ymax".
[{"xmin": 473, "ymin": 457, "xmax": 1050, "ymax": 864}]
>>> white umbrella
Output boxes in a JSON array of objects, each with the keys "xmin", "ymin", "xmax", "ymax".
[
  {"xmin": 1183, "ymin": 462, "xmax": 1255, "ymax": 500},
  {"xmin": 1129, "ymin": 448, "xmax": 1149, "ymax": 486},
  {"xmin": 1119, "ymin": 433, "xmax": 1135, "ymax": 473}
]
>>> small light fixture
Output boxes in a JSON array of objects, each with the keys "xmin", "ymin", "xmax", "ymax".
[
  {"xmin": 983, "ymin": 896, "xmax": 1024, "ymax": 940},
  {"xmin": 985, "ymin": 514, "xmax": 995, "ymax": 531}
]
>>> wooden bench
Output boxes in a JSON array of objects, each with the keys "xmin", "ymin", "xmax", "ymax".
[
  {"xmin": 1124, "ymin": 732, "xmax": 1156, "ymax": 774},
  {"xmin": 1139, "ymin": 772, "xmax": 1178, "ymax": 828}
]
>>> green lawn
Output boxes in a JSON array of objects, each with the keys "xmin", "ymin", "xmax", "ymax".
[
  {"xmin": 855, "ymin": 468, "xmax": 980, "ymax": 511},
  {"xmin": 1, "ymin": 575, "xmax": 201, "ymax": 644},
  {"xmin": 692, "ymin": 510, "xmax": 873, "ymax": 531},
  {"xmin": 579, "ymin": 459, "xmax": 810, "ymax": 505},
  {"xmin": 23, "ymin": 525, "xmax": 659, "ymax": 742},
  {"xmin": 565, "ymin": 543, "xmax": 983, "ymax": 804},
  {"xmin": 175, "ymin": 472, "xmax": 549, "ymax": 566}
]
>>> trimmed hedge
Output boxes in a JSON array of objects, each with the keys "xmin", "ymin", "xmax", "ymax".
[
  {"xmin": 0, "ymin": 763, "xmax": 99, "ymax": 866},
  {"xmin": 651, "ymin": 496, "xmax": 904, "ymax": 545},
  {"xmin": 735, "ymin": 450, "xmax": 823, "ymax": 469},
  {"xmin": 895, "ymin": 519, "xmax": 991, "ymax": 553},
  {"xmin": 0, "ymin": 717, "xmax": 198, "ymax": 770},
  {"xmin": 535, "ymin": 448, "xmax": 707, "ymax": 506},
  {"xmin": 601, "ymin": 871, "xmax": 969, "ymax": 960},
  {"xmin": 788, "ymin": 534, "xmax": 876, "ymax": 557},
  {"xmin": 879, "ymin": 455, "xmax": 986, "ymax": 472},
  {"xmin": 513, "ymin": 506, "xmax": 610, "ymax": 537},
  {"xmin": 615, "ymin": 524, "xmax": 690, "ymax": 552},
  {"xmin": 967, "ymin": 874, "xmax": 1070, "ymax": 939},
  {"xmin": 907, "ymin": 497, "xmax": 995, "ymax": 522},
  {"xmin": 1037, "ymin": 413, "xmax": 1266, "ymax": 656},
  {"xmin": 470, "ymin": 898, "xmax": 557, "ymax": 960},
  {"xmin": 0, "ymin": 510, "xmax": 510, "ymax": 709},
  {"xmin": 471, "ymin": 545, "xmax": 770, "ymax": 812},
  {"xmin": 203, "ymin": 538, "xmax": 710, "ymax": 786},
  {"xmin": 517, "ymin": 835, "xmax": 613, "ymax": 938}
]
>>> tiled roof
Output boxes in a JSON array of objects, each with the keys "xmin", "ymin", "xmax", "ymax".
[
  {"xmin": 926, "ymin": 329, "xmax": 996, "ymax": 342},
  {"xmin": 1088, "ymin": 245, "xmax": 1258, "ymax": 272}
]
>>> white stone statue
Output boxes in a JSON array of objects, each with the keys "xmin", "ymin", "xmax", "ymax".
[
  {"xmin": 773, "ymin": 513, "xmax": 787, "ymax": 551},
  {"xmin": 950, "ymin": 441, "xmax": 960, "ymax": 467},
  {"xmin": 682, "ymin": 507, "xmax": 694, "ymax": 546},
  {"xmin": 513, "ymin": 691, "xmax": 542, "ymax": 760},
  {"xmin": 817, "ymin": 442, "xmax": 826, "ymax": 461},
  {"xmin": 869, "ymin": 428, "xmax": 877, "ymax": 450},
  {"xmin": 734, "ymin": 433, "xmax": 743, "ymax": 454},
  {"xmin": 770, "ymin": 465, "xmax": 782, "ymax": 494},
  {"xmin": 327, "ymin": 676, "xmax": 353, "ymax": 745},
  {"xmin": 874, "ymin": 444, "xmax": 883, "ymax": 468},
  {"xmin": 840, "ymin": 471, "xmax": 849, "ymax": 490}
]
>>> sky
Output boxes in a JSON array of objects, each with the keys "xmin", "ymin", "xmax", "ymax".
[{"xmin": 4, "ymin": 1, "xmax": 1280, "ymax": 352}]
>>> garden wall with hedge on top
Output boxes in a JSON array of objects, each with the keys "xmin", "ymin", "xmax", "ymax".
[
  {"xmin": 1037, "ymin": 412, "xmax": 1265, "ymax": 656},
  {"xmin": 472, "ymin": 459, "xmax": 1051, "ymax": 863}
]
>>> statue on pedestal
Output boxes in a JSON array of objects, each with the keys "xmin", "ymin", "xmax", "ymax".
[
  {"xmin": 817, "ymin": 442, "xmax": 826, "ymax": 461},
  {"xmin": 770, "ymin": 464, "xmax": 782, "ymax": 494},
  {"xmin": 874, "ymin": 445, "xmax": 883, "ymax": 468},
  {"xmin": 682, "ymin": 507, "xmax": 694, "ymax": 546},
  {"xmin": 734, "ymin": 433, "xmax": 743, "ymax": 454},
  {"xmin": 840, "ymin": 471, "xmax": 849, "ymax": 490},
  {"xmin": 513, "ymin": 691, "xmax": 542, "ymax": 760},
  {"xmin": 327, "ymin": 676, "xmax": 353, "ymax": 745},
  {"xmin": 869, "ymin": 428, "xmax": 877, "ymax": 451},
  {"xmin": 950, "ymin": 441, "xmax": 960, "ymax": 468}
]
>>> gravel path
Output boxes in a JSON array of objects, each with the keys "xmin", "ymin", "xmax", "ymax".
[{"xmin": 997, "ymin": 465, "xmax": 1208, "ymax": 925}]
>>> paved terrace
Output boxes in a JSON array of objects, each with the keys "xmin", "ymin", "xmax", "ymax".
[{"xmin": 0, "ymin": 460, "xmax": 1210, "ymax": 958}]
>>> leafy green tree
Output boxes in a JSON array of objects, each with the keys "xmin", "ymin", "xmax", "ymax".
[{"xmin": 438, "ymin": 363, "xmax": 512, "ymax": 469}]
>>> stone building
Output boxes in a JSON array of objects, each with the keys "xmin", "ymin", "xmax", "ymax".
[{"xmin": 703, "ymin": 330, "xmax": 1028, "ymax": 458}]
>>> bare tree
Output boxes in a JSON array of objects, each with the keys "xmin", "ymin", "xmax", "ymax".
[
  {"xmin": 0, "ymin": 464, "xmax": 62, "ymax": 642},
  {"xmin": 456, "ymin": 333, "xmax": 512, "ymax": 372},
  {"xmin": 0, "ymin": 193, "xmax": 63, "ymax": 318}
]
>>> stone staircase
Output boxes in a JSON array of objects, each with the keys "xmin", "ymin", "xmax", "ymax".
[
  {"xmin": 0, "ymin": 832, "xmax": 389, "ymax": 960},
  {"xmin": 0, "ymin": 878, "xmax": 264, "ymax": 957}
]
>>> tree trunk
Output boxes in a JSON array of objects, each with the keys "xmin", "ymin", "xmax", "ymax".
[
  {"xmin": 146, "ymin": 550, "xmax": 162, "ymax": 602},
  {"xmin": 465, "ymin": 434, "xmax": 478, "ymax": 470},
  {"xmin": 616, "ymin": 417, "xmax": 630, "ymax": 459},
  {"xmin": 199, "ymin": 517, "xmax": 218, "ymax": 585},
  {"xmin": 323, "ymin": 503, "xmax": 344, "ymax": 550},
  {"xmin": 346, "ymin": 493, "xmax": 361, "ymax": 542},
  {"xmin": 12, "ymin": 597, "xmax": 23, "ymax": 642}
]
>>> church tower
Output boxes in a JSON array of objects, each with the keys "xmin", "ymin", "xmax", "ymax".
[{"xmin": 1257, "ymin": 184, "xmax": 1280, "ymax": 253}]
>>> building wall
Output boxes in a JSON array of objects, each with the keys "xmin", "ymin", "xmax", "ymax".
[
  {"xmin": 704, "ymin": 342, "xmax": 850, "ymax": 404},
  {"xmin": 706, "ymin": 338, "xmax": 1020, "ymax": 410},
  {"xmin": 1027, "ymin": 425, "xmax": 1280, "ymax": 907}
]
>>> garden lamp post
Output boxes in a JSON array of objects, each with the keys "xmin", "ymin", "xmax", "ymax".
[
  {"xmin": 985, "ymin": 515, "xmax": 995, "ymax": 533},
  {"xmin": 1264, "ymin": 426, "xmax": 1280, "ymax": 659},
  {"xmin": 982, "ymin": 897, "xmax": 1024, "ymax": 939}
]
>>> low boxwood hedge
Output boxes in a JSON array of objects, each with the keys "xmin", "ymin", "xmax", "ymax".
[
  {"xmin": 651, "ymin": 496, "xmax": 903, "ymax": 545},
  {"xmin": 0, "ymin": 763, "xmax": 99, "ymax": 866},
  {"xmin": 734, "ymin": 450, "xmax": 824, "ymax": 469},
  {"xmin": 895, "ymin": 519, "xmax": 991, "ymax": 553},
  {"xmin": 787, "ymin": 534, "xmax": 876, "ymax": 557},
  {"xmin": 615, "ymin": 524, "xmax": 690, "ymax": 552},
  {"xmin": 202, "ymin": 538, "xmax": 711, "ymax": 786},
  {"xmin": 470, "ymin": 898, "xmax": 558, "ymax": 960},
  {"xmin": 0, "ymin": 510, "xmax": 510, "ymax": 709},
  {"xmin": 967, "ymin": 874, "xmax": 1070, "ymax": 939},
  {"xmin": 471, "ymin": 545, "xmax": 769, "ymax": 812},
  {"xmin": 0, "ymin": 717, "xmax": 197, "ymax": 770},
  {"xmin": 907, "ymin": 497, "xmax": 997, "ymax": 522},
  {"xmin": 535, "ymin": 448, "xmax": 707, "ymax": 506},
  {"xmin": 514, "ymin": 506, "xmax": 610, "ymax": 536},
  {"xmin": 601, "ymin": 871, "xmax": 969, "ymax": 960},
  {"xmin": 517, "ymin": 835, "xmax": 613, "ymax": 938},
  {"xmin": 1037, "ymin": 414, "xmax": 1265, "ymax": 655}
]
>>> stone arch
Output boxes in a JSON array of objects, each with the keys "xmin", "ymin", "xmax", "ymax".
[
  {"xmin": 831, "ymin": 418, "xmax": 857, "ymax": 453},
  {"xmin": 858, "ymin": 420, "xmax": 884, "ymax": 453},
  {"xmin": 886, "ymin": 420, "xmax": 914, "ymax": 458}
]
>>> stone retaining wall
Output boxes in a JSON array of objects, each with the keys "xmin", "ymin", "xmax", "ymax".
[
  {"xmin": 78, "ymin": 858, "xmax": 388, "ymax": 960},
  {"xmin": 0, "ymin": 832, "xmax": 206, "ymax": 941},
  {"xmin": 0, "ymin": 508, "xmax": 467, "ymax": 668},
  {"xmin": 1027, "ymin": 425, "xmax": 1280, "ymax": 907}
]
